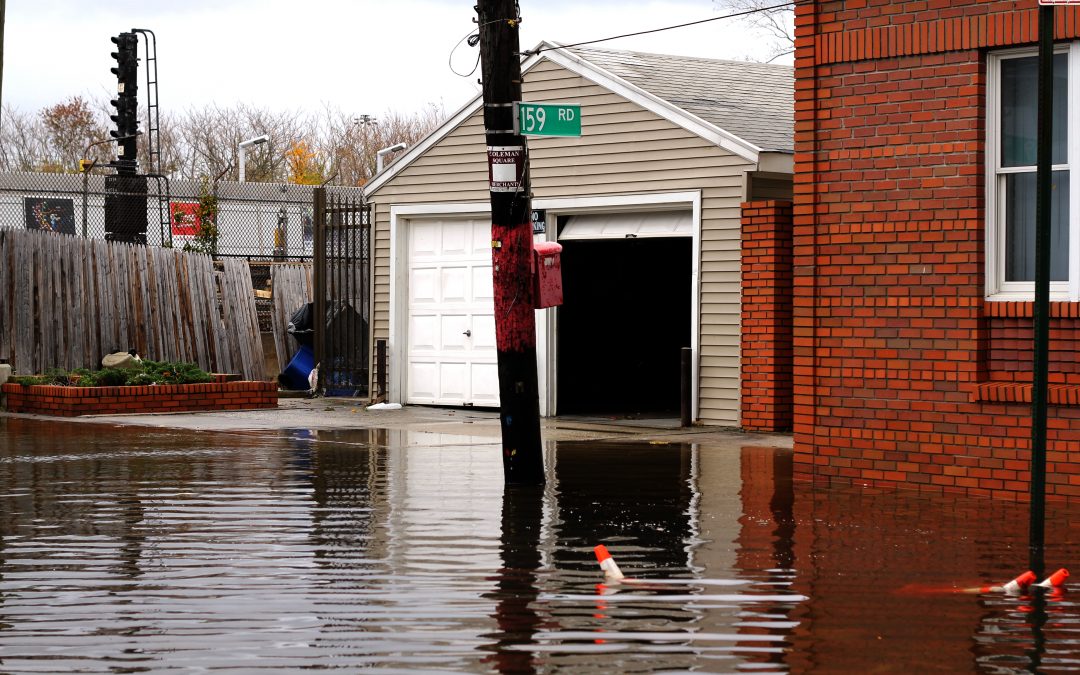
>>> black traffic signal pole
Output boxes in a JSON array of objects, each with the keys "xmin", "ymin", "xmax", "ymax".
[
  {"xmin": 1029, "ymin": 4, "xmax": 1054, "ymax": 580},
  {"xmin": 476, "ymin": 0, "xmax": 545, "ymax": 485},
  {"xmin": 1, "ymin": 0, "xmax": 6, "ymax": 130},
  {"xmin": 104, "ymin": 31, "xmax": 147, "ymax": 245},
  {"xmin": 109, "ymin": 32, "xmax": 139, "ymax": 174}
]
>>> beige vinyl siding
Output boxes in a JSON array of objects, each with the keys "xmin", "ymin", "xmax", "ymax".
[{"xmin": 368, "ymin": 58, "xmax": 757, "ymax": 425}]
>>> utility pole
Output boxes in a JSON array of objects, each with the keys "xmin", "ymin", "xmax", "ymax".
[{"xmin": 476, "ymin": 0, "xmax": 544, "ymax": 485}]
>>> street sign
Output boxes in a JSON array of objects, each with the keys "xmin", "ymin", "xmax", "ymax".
[
  {"xmin": 532, "ymin": 209, "xmax": 546, "ymax": 234},
  {"xmin": 1039, "ymin": 0, "xmax": 1080, "ymax": 4},
  {"xmin": 515, "ymin": 102, "xmax": 581, "ymax": 137}
]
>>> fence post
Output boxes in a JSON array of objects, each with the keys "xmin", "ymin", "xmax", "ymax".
[
  {"xmin": 82, "ymin": 169, "xmax": 89, "ymax": 237},
  {"xmin": 312, "ymin": 186, "xmax": 327, "ymax": 394},
  {"xmin": 376, "ymin": 338, "xmax": 386, "ymax": 402}
]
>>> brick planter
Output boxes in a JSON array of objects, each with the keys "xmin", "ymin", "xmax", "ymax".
[{"xmin": 1, "ymin": 380, "xmax": 278, "ymax": 417}]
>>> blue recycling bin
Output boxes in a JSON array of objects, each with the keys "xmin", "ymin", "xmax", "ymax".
[{"xmin": 280, "ymin": 344, "xmax": 315, "ymax": 390}]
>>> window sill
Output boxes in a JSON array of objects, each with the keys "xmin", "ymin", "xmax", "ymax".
[
  {"xmin": 971, "ymin": 381, "xmax": 1080, "ymax": 406},
  {"xmin": 984, "ymin": 301, "xmax": 1080, "ymax": 318}
]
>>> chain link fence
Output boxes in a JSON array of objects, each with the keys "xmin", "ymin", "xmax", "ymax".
[
  {"xmin": 0, "ymin": 170, "xmax": 366, "ymax": 334},
  {"xmin": 0, "ymin": 170, "xmax": 363, "ymax": 259}
]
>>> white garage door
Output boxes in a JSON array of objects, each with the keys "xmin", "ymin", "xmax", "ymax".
[{"xmin": 405, "ymin": 217, "xmax": 500, "ymax": 407}]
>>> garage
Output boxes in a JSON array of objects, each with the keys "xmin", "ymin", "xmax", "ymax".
[
  {"xmin": 366, "ymin": 43, "xmax": 793, "ymax": 426},
  {"xmin": 403, "ymin": 216, "xmax": 498, "ymax": 406},
  {"xmin": 556, "ymin": 211, "xmax": 692, "ymax": 416}
]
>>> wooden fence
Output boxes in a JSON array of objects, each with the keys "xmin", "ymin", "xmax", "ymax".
[
  {"xmin": 270, "ymin": 264, "xmax": 313, "ymax": 371},
  {"xmin": 0, "ymin": 229, "xmax": 266, "ymax": 380}
]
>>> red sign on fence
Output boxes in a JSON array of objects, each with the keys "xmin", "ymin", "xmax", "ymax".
[{"xmin": 170, "ymin": 202, "xmax": 200, "ymax": 236}]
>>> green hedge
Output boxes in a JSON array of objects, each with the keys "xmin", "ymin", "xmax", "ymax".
[{"xmin": 8, "ymin": 361, "xmax": 215, "ymax": 387}]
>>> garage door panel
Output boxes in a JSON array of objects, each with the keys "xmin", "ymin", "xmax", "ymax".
[
  {"xmin": 441, "ymin": 221, "xmax": 470, "ymax": 256},
  {"xmin": 471, "ymin": 221, "xmax": 492, "ymax": 255},
  {"xmin": 440, "ymin": 315, "xmax": 470, "ymax": 350},
  {"xmin": 440, "ymin": 266, "xmax": 469, "ymax": 303},
  {"xmin": 410, "ymin": 222, "xmax": 441, "ymax": 258},
  {"xmin": 472, "ymin": 265, "xmax": 494, "ymax": 300},
  {"xmin": 408, "ymin": 361, "xmax": 439, "ymax": 401},
  {"xmin": 410, "ymin": 268, "xmax": 439, "ymax": 303},
  {"xmin": 440, "ymin": 362, "xmax": 467, "ymax": 399},
  {"xmin": 471, "ymin": 314, "xmax": 497, "ymax": 350},
  {"xmin": 471, "ymin": 362, "xmax": 500, "ymax": 405},
  {"xmin": 409, "ymin": 315, "xmax": 439, "ymax": 351}
]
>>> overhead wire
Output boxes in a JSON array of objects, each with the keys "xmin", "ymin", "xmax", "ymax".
[
  {"xmin": 451, "ymin": 1, "xmax": 799, "ymax": 75},
  {"xmin": 449, "ymin": 15, "xmax": 522, "ymax": 78},
  {"xmin": 520, "ymin": 1, "xmax": 800, "ymax": 56}
]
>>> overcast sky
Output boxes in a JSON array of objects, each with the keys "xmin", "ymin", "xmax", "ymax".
[{"xmin": 3, "ymin": 0, "xmax": 790, "ymax": 119}]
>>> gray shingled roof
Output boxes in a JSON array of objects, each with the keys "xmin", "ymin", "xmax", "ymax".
[{"xmin": 565, "ymin": 46, "xmax": 793, "ymax": 153}]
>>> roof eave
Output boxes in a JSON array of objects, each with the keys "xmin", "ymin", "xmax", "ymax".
[
  {"xmin": 542, "ymin": 45, "xmax": 761, "ymax": 163},
  {"xmin": 365, "ymin": 41, "xmax": 771, "ymax": 197}
]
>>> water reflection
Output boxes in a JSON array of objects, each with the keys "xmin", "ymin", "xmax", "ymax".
[
  {"xmin": 482, "ymin": 484, "xmax": 544, "ymax": 674},
  {"xmin": 2, "ymin": 418, "xmax": 1080, "ymax": 672}
]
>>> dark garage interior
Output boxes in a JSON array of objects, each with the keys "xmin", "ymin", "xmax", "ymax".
[{"xmin": 556, "ymin": 236, "xmax": 691, "ymax": 416}]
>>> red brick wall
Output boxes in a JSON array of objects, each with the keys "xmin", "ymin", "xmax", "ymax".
[
  {"xmin": 742, "ymin": 201, "xmax": 794, "ymax": 432},
  {"xmin": 1, "ymin": 381, "xmax": 278, "ymax": 417},
  {"xmin": 795, "ymin": 1, "xmax": 1080, "ymax": 500}
]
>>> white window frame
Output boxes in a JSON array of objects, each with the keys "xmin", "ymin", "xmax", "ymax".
[{"xmin": 986, "ymin": 44, "xmax": 1080, "ymax": 301}]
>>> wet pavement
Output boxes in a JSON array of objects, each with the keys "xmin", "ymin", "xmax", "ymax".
[
  {"xmin": 1, "ymin": 407, "xmax": 1079, "ymax": 672},
  {"xmin": 28, "ymin": 395, "xmax": 792, "ymax": 446}
]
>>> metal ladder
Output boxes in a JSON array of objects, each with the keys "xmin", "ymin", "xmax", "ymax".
[{"xmin": 132, "ymin": 28, "xmax": 170, "ymax": 246}]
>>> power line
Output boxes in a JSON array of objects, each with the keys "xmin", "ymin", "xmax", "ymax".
[{"xmin": 520, "ymin": 1, "xmax": 799, "ymax": 56}]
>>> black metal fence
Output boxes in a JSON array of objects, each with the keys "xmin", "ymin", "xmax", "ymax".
[
  {"xmin": 314, "ymin": 187, "xmax": 371, "ymax": 397},
  {"xmin": 0, "ymin": 170, "xmax": 363, "ymax": 260}
]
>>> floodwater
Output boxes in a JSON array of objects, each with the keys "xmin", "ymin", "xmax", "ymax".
[{"xmin": 1, "ymin": 420, "xmax": 1080, "ymax": 673}]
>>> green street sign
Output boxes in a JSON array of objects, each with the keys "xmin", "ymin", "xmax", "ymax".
[{"xmin": 515, "ymin": 102, "xmax": 581, "ymax": 137}]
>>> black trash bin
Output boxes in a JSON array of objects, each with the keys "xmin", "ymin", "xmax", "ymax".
[{"xmin": 287, "ymin": 302, "xmax": 315, "ymax": 348}]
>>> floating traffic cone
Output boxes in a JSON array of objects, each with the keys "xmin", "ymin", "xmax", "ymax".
[
  {"xmin": 1036, "ymin": 568, "xmax": 1069, "ymax": 589},
  {"xmin": 956, "ymin": 570, "xmax": 1036, "ymax": 594},
  {"xmin": 1001, "ymin": 571, "xmax": 1038, "ymax": 595},
  {"xmin": 593, "ymin": 544, "xmax": 625, "ymax": 581}
]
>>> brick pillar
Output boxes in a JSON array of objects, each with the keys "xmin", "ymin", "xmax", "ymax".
[{"xmin": 741, "ymin": 200, "xmax": 794, "ymax": 432}]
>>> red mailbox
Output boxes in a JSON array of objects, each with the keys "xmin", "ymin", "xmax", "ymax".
[{"xmin": 533, "ymin": 241, "xmax": 563, "ymax": 309}]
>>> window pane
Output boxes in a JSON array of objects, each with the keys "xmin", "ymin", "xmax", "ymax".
[
  {"xmin": 1001, "ymin": 53, "xmax": 1067, "ymax": 167},
  {"xmin": 1004, "ymin": 170, "xmax": 1069, "ymax": 282}
]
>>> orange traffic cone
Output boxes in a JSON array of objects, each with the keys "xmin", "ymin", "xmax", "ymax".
[
  {"xmin": 593, "ymin": 544, "xmax": 625, "ymax": 581},
  {"xmin": 1036, "ymin": 568, "xmax": 1069, "ymax": 589},
  {"xmin": 960, "ymin": 570, "xmax": 1036, "ymax": 594},
  {"xmin": 1001, "ymin": 571, "xmax": 1038, "ymax": 595}
]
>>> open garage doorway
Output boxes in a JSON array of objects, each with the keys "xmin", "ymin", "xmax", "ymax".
[{"xmin": 556, "ymin": 236, "xmax": 691, "ymax": 417}]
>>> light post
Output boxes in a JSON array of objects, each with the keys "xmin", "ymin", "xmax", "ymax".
[
  {"xmin": 376, "ymin": 142, "xmax": 407, "ymax": 173},
  {"xmin": 238, "ymin": 134, "xmax": 269, "ymax": 182}
]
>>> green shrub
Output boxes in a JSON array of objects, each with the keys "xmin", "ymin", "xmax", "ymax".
[
  {"xmin": 8, "ymin": 361, "xmax": 215, "ymax": 388},
  {"xmin": 91, "ymin": 368, "xmax": 132, "ymax": 387},
  {"xmin": 141, "ymin": 361, "xmax": 214, "ymax": 385},
  {"xmin": 8, "ymin": 375, "xmax": 47, "ymax": 386},
  {"xmin": 43, "ymin": 368, "xmax": 74, "ymax": 385}
]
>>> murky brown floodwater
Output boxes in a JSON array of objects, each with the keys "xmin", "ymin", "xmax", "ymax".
[{"xmin": 1, "ymin": 418, "xmax": 1080, "ymax": 672}]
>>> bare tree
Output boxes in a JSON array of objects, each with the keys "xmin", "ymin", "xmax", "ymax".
[
  {"xmin": 714, "ymin": 0, "xmax": 794, "ymax": 62},
  {"xmin": 0, "ymin": 104, "xmax": 45, "ymax": 171},
  {"xmin": 318, "ymin": 104, "xmax": 444, "ymax": 186},
  {"xmin": 0, "ymin": 98, "xmax": 445, "ymax": 184}
]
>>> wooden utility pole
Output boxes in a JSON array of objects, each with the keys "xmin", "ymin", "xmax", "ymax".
[{"xmin": 476, "ymin": 0, "xmax": 544, "ymax": 485}]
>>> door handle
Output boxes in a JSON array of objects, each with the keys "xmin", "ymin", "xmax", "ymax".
[{"xmin": 463, "ymin": 329, "xmax": 472, "ymax": 337}]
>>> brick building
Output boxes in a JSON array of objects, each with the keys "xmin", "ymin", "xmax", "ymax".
[{"xmin": 784, "ymin": 2, "xmax": 1080, "ymax": 499}]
